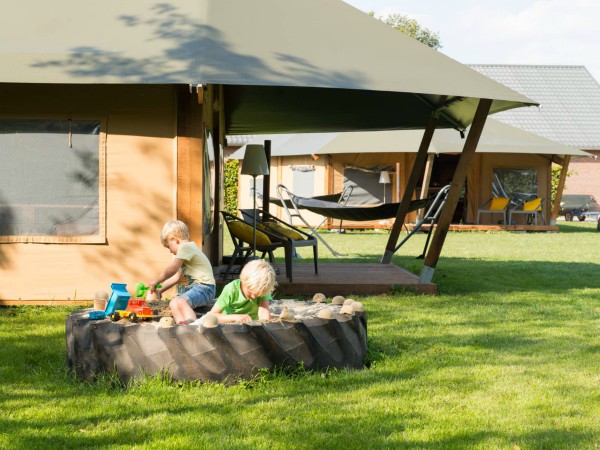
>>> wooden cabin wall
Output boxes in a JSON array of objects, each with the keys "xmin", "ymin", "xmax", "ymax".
[{"xmin": 0, "ymin": 84, "xmax": 188, "ymax": 304}]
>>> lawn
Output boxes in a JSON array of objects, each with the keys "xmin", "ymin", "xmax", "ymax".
[{"xmin": 2, "ymin": 222, "xmax": 600, "ymax": 449}]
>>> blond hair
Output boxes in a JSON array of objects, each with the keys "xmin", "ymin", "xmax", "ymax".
[
  {"xmin": 240, "ymin": 259, "xmax": 277, "ymax": 298},
  {"xmin": 160, "ymin": 220, "xmax": 190, "ymax": 246}
]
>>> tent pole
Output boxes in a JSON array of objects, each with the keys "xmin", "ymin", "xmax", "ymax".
[
  {"xmin": 262, "ymin": 139, "xmax": 272, "ymax": 216},
  {"xmin": 381, "ymin": 113, "xmax": 438, "ymax": 264},
  {"xmin": 420, "ymin": 98, "xmax": 492, "ymax": 283},
  {"xmin": 550, "ymin": 155, "xmax": 570, "ymax": 224},
  {"xmin": 418, "ymin": 153, "xmax": 435, "ymax": 219}
]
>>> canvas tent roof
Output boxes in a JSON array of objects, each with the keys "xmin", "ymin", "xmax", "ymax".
[
  {"xmin": 0, "ymin": 0, "xmax": 536, "ymax": 134},
  {"xmin": 229, "ymin": 119, "xmax": 593, "ymax": 160}
]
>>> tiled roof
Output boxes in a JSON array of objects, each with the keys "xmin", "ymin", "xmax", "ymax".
[{"xmin": 469, "ymin": 65, "xmax": 600, "ymax": 149}]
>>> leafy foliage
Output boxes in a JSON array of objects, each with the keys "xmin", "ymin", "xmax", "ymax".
[
  {"xmin": 224, "ymin": 159, "xmax": 239, "ymax": 214},
  {"xmin": 371, "ymin": 12, "xmax": 442, "ymax": 49},
  {"xmin": 551, "ymin": 165, "xmax": 575, "ymax": 206}
]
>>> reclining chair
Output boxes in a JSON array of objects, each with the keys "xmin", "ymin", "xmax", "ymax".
[
  {"xmin": 222, "ymin": 210, "xmax": 318, "ymax": 282},
  {"xmin": 508, "ymin": 197, "xmax": 545, "ymax": 225},
  {"xmin": 477, "ymin": 197, "xmax": 511, "ymax": 225}
]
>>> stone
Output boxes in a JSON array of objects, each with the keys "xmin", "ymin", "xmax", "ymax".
[
  {"xmin": 313, "ymin": 293, "xmax": 327, "ymax": 303},
  {"xmin": 159, "ymin": 317, "xmax": 175, "ymax": 328},
  {"xmin": 351, "ymin": 302, "xmax": 364, "ymax": 312},
  {"xmin": 332, "ymin": 295, "xmax": 345, "ymax": 305},
  {"xmin": 202, "ymin": 313, "xmax": 219, "ymax": 328},
  {"xmin": 340, "ymin": 305, "xmax": 354, "ymax": 315},
  {"xmin": 316, "ymin": 308, "xmax": 334, "ymax": 319}
]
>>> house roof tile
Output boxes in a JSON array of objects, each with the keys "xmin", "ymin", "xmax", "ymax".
[{"xmin": 469, "ymin": 65, "xmax": 600, "ymax": 149}]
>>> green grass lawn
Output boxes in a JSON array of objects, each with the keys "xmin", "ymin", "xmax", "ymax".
[{"xmin": 2, "ymin": 222, "xmax": 600, "ymax": 449}]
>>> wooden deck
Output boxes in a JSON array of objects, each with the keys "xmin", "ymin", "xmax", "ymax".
[{"xmin": 214, "ymin": 262, "xmax": 437, "ymax": 296}]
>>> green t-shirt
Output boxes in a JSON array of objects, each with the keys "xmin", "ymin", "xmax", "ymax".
[{"xmin": 214, "ymin": 279, "xmax": 271, "ymax": 320}]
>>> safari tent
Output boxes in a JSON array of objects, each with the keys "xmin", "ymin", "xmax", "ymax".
[
  {"xmin": 0, "ymin": 0, "xmax": 535, "ymax": 303},
  {"xmin": 469, "ymin": 65, "xmax": 600, "ymax": 208},
  {"xmin": 231, "ymin": 120, "xmax": 590, "ymax": 229}
]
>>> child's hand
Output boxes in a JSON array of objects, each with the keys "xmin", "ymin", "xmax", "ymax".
[{"xmin": 236, "ymin": 314, "xmax": 252, "ymax": 322}]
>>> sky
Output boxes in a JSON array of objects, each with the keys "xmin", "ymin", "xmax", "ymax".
[{"xmin": 343, "ymin": 0, "xmax": 600, "ymax": 83}]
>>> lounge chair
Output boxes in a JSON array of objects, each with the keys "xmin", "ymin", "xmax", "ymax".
[
  {"xmin": 222, "ymin": 210, "xmax": 318, "ymax": 282},
  {"xmin": 477, "ymin": 197, "xmax": 511, "ymax": 224},
  {"xmin": 508, "ymin": 198, "xmax": 545, "ymax": 225}
]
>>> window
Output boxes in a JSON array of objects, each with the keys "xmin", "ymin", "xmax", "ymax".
[
  {"xmin": 492, "ymin": 168, "xmax": 537, "ymax": 204},
  {"xmin": 291, "ymin": 165, "xmax": 315, "ymax": 198},
  {"xmin": 0, "ymin": 118, "xmax": 105, "ymax": 243},
  {"xmin": 343, "ymin": 165, "xmax": 394, "ymax": 205}
]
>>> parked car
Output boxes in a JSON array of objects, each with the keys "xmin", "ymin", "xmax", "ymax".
[{"xmin": 559, "ymin": 194, "xmax": 600, "ymax": 221}]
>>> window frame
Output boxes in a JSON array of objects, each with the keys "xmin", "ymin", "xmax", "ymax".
[{"xmin": 0, "ymin": 115, "xmax": 107, "ymax": 244}]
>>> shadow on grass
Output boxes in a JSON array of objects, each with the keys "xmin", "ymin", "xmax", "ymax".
[
  {"xmin": 394, "ymin": 257, "xmax": 600, "ymax": 295},
  {"xmin": 556, "ymin": 222, "xmax": 599, "ymax": 233},
  {"xmin": 2, "ymin": 300, "xmax": 600, "ymax": 449}
]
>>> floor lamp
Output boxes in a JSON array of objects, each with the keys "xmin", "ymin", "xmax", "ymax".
[
  {"xmin": 241, "ymin": 144, "xmax": 270, "ymax": 256},
  {"xmin": 379, "ymin": 170, "xmax": 391, "ymax": 203}
]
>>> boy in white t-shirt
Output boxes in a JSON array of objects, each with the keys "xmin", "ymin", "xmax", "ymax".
[{"xmin": 148, "ymin": 220, "xmax": 216, "ymax": 324}]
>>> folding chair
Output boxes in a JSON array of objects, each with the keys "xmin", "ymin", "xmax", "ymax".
[
  {"xmin": 508, "ymin": 197, "xmax": 545, "ymax": 225},
  {"xmin": 392, "ymin": 185, "xmax": 451, "ymax": 259},
  {"xmin": 477, "ymin": 197, "xmax": 511, "ymax": 224},
  {"xmin": 222, "ymin": 211, "xmax": 317, "ymax": 282}
]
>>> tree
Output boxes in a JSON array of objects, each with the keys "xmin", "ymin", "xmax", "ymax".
[
  {"xmin": 371, "ymin": 12, "xmax": 442, "ymax": 50},
  {"xmin": 551, "ymin": 165, "xmax": 575, "ymax": 206}
]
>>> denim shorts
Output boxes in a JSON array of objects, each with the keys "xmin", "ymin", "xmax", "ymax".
[{"xmin": 179, "ymin": 284, "xmax": 216, "ymax": 308}]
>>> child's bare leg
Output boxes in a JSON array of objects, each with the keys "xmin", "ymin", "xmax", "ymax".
[{"xmin": 169, "ymin": 296, "xmax": 196, "ymax": 324}]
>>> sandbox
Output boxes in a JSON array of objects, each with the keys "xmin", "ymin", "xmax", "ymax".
[{"xmin": 66, "ymin": 300, "xmax": 368, "ymax": 383}]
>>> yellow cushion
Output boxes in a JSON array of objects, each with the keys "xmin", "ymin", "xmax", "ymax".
[
  {"xmin": 260, "ymin": 222, "xmax": 305, "ymax": 241},
  {"xmin": 489, "ymin": 197, "xmax": 510, "ymax": 210},
  {"xmin": 523, "ymin": 198, "xmax": 542, "ymax": 211},
  {"xmin": 228, "ymin": 221, "xmax": 271, "ymax": 246}
]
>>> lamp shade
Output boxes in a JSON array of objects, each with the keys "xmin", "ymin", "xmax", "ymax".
[
  {"xmin": 241, "ymin": 144, "xmax": 270, "ymax": 176},
  {"xmin": 379, "ymin": 170, "xmax": 391, "ymax": 184}
]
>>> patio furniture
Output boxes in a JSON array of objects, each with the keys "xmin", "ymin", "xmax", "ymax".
[
  {"xmin": 508, "ymin": 197, "xmax": 545, "ymax": 225},
  {"xmin": 477, "ymin": 197, "xmax": 511, "ymax": 224},
  {"xmin": 240, "ymin": 209, "xmax": 318, "ymax": 281},
  {"xmin": 222, "ymin": 210, "xmax": 317, "ymax": 282}
]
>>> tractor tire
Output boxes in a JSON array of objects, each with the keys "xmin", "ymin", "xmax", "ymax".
[
  {"xmin": 128, "ymin": 312, "xmax": 138, "ymax": 322},
  {"xmin": 578, "ymin": 215, "xmax": 586, "ymax": 222},
  {"xmin": 109, "ymin": 311, "xmax": 120, "ymax": 322},
  {"xmin": 66, "ymin": 300, "xmax": 367, "ymax": 384},
  {"xmin": 564, "ymin": 212, "xmax": 574, "ymax": 221}
]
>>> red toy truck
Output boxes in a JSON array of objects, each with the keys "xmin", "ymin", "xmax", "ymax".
[{"xmin": 109, "ymin": 298, "xmax": 155, "ymax": 322}]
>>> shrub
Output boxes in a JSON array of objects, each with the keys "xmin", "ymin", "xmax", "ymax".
[{"xmin": 224, "ymin": 159, "xmax": 239, "ymax": 214}]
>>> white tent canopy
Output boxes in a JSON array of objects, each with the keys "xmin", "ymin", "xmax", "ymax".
[{"xmin": 229, "ymin": 119, "xmax": 593, "ymax": 160}]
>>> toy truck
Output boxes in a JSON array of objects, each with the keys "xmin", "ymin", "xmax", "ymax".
[
  {"xmin": 109, "ymin": 298, "xmax": 155, "ymax": 322},
  {"xmin": 89, "ymin": 283, "xmax": 156, "ymax": 322},
  {"xmin": 89, "ymin": 283, "xmax": 131, "ymax": 320}
]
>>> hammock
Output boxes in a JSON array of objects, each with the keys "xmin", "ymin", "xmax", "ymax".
[
  {"xmin": 268, "ymin": 184, "xmax": 450, "ymax": 258},
  {"xmin": 267, "ymin": 192, "xmax": 433, "ymax": 221}
]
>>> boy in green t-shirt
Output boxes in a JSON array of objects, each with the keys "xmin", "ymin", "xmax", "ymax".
[{"xmin": 208, "ymin": 259, "xmax": 276, "ymax": 323}]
